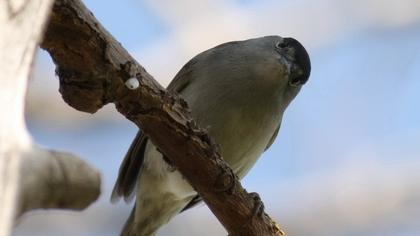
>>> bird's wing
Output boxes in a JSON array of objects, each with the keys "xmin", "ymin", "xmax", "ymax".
[
  {"xmin": 111, "ymin": 131, "xmax": 148, "ymax": 202},
  {"xmin": 167, "ymin": 57, "xmax": 197, "ymax": 93}
]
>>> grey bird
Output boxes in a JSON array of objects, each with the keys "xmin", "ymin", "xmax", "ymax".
[{"xmin": 112, "ymin": 35, "xmax": 311, "ymax": 236}]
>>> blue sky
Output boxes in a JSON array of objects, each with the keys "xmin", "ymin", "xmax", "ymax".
[{"xmin": 16, "ymin": 1, "xmax": 420, "ymax": 236}]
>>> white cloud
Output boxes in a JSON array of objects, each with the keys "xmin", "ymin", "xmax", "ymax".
[{"xmin": 137, "ymin": 0, "xmax": 420, "ymax": 85}]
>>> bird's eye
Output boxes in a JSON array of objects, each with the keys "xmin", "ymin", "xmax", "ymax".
[
  {"xmin": 289, "ymin": 77, "xmax": 304, "ymax": 87},
  {"xmin": 275, "ymin": 41, "xmax": 287, "ymax": 49}
]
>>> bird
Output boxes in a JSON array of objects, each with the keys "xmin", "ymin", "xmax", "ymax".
[{"xmin": 111, "ymin": 35, "xmax": 311, "ymax": 236}]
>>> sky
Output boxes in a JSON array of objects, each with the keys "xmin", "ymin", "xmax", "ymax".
[{"xmin": 14, "ymin": 0, "xmax": 420, "ymax": 236}]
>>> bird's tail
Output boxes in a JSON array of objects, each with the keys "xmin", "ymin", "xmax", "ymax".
[{"xmin": 120, "ymin": 158, "xmax": 196, "ymax": 236}]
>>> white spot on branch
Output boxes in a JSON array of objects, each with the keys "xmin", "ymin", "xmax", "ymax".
[{"xmin": 125, "ymin": 78, "xmax": 139, "ymax": 90}]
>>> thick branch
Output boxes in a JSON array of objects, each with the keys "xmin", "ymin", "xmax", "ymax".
[{"xmin": 41, "ymin": 0, "xmax": 284, "ymax": 235}]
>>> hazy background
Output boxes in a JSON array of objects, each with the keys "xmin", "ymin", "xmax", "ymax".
[{"xmin": 14, "ymin": 0, "xmax": 420, "ymax": 235}]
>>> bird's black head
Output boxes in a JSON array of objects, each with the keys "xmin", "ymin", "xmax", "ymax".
[{"xmin": 276, "ymin": 37, "xmax": 311, "ymax": 87}]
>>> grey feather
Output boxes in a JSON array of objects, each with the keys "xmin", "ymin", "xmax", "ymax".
[{"xmin": 111, "ymin": 131, "xmax": 148, "ymax": 202}]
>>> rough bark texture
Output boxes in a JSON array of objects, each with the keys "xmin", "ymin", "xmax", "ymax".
[
  {"xmin": 0, "ymin": 1, "xmax": 100, "ymax": 236},
  {"xmin": 41, "ymin": 0, "xmax": 285, "ymax": 235}
]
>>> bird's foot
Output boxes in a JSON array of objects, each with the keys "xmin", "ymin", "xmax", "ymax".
[{"xmin": 236, "ymin": 192, "xmax": 266, "ymax": 231}]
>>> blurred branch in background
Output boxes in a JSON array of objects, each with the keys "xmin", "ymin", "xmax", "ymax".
[{"xmin": 0, "ymin": 1, "xmax": 100, "ymax": 236}]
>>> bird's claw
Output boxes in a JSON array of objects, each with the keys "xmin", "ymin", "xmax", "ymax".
[{"xmin": 236, "ymin": 192, "xmax": 266, "ymax": 230}]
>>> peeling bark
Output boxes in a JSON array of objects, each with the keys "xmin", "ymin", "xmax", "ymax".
[{"xmin": 41, "ymin": 0, "xmax": 285, "ymax": 235}]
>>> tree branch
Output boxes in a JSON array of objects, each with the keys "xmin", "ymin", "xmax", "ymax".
[{"xmin": 41, "ymin": 0, "xmax": 285, "ymax": 235}]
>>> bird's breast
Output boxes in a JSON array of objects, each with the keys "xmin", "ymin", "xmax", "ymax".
[{"xmin": 183, "ymin": 82, "xmax": 282, "ymax": 178}]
